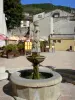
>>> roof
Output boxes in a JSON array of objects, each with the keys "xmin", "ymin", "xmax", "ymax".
[{"xmin": 50, "ymin": 34, "xmax": 75, "ymax": 39}]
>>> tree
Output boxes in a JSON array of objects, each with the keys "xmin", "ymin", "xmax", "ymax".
[{"xmin": 4, "ymin": 0, "xmax": 24, "ymax": 29}]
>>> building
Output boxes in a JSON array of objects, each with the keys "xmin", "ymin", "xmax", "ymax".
[
  {"xmin": 7, "ymin": 12, "xmax": 32, "ymax": 37},
  {"xmin": 50, "ymin": 34, "xmax": 75, "ymax": 51},
  {"xmin": 0, "ymin": 0, "xmax": 7, "ymax": 47},
  {"xmin": 30, "ymin": 9, "xmax": 75, "ymax": 51},
  {"xmin": 0, "ymin": 0, "xmax": 7, "ymax": 36}
]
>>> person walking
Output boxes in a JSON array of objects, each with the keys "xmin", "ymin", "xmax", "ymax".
[{"xmin": 52, "ymin": 44, "xmax": 55, "ymax": 52}]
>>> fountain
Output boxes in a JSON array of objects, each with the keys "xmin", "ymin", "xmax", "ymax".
[
  {"xmin": 26, "ymin": 22, "xmax": 45, "ymax": 79},
  {"xmin": 10, "ymin": 21, "xmax": 62, "ymax": 100}
]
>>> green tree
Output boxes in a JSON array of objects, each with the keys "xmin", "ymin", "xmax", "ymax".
[{"xmin": 4, "ymin": 0, "xmax": 24, "ymax": 29}]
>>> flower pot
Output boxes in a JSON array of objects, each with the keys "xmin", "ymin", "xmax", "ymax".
[
  {"xmin": 19, "ymin": 49, "xmax": 25, "ymax": 55},
  {"xmin": 6, "ymin": 51, "xmax": 14, "ymax": 58}
]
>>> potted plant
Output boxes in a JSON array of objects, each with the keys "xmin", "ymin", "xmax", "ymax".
[
  {"xmin": 17, "ymin": 42, "xmax": 25, "ymax": 55},
  {"xmin": 5, "ymin": 44, "xmax": 18, "ymax": 58}
]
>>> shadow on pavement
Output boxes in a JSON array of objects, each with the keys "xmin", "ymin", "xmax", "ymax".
[
  {"xmin": 3, "ymin": 82, "xmax": 13, "ymax": 96},
  {"xmin": 43, "ymin": 65, "xmax": 56, "ymax": 71},
  {"xmin": 3, "ymin": 68, "xmax": 75, "ymax": 97},
  {"xmin": 56, "ymin": 69, "xmax": 75, "ymax": 84},
  {"xmin": 45, "ymin": 66, "xmax": 75, "ymax": 84}
]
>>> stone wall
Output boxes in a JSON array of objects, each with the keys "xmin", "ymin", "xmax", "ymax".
[
  {"xmin": 7, "ymin": 27, "xmax": 28, "ymax": 37},
  {"xmin": 30, "ymin": 10, "xmax": 75, "ymax": 39}
]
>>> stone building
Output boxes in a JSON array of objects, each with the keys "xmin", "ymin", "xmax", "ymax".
[{"xmin": 30, "ymin": 9, "xmax": 75, "ymax": 51}]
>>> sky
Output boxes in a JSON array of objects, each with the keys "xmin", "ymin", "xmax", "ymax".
[{"xmin": 21, "ymin": 0, "xmax": 75, "ymax": 8}]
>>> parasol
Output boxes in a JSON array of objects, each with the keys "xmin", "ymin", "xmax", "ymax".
[{"xmin": 0, "ymin": 34, "xmax": 7, "ymax": 40}]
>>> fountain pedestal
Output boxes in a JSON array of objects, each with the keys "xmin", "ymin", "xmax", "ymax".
[{"xmin": 11, "ymin": 68, "xmax": 62, "ymax": 100}]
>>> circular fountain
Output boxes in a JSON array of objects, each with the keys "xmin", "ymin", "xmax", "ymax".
[{"xmin": 10, "ymin": 22, "xmax": 62, "ymax": 100}]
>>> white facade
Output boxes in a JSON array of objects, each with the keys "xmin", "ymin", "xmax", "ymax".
[
  {"xmin": 0, "ymin": 0, "xmax": 3, "ymax": 13},
  {"xmin": 54, "ymin": 20, "xmax": 75, "ymax": 34},
  {"xmin": 0, "ymin": 0, "xmax": 7, "ymax": 36},
  {"xmin": 33, "ymin": 12, "xmax": 45, "ymax": 22},
  {"xmin": 50, "ymin": 17, "xmax": 54, "ymax": 34},
  {"xmin": 30, "ymin": 9, "xmax": 75, "ymax": 39}
]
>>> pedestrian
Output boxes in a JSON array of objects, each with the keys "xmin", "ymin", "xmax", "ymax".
[{"xmin": 52, "ymin": 44, "xmax": 55, "ymax": 52}]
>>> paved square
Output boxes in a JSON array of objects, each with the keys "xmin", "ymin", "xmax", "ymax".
[{"xmin": 0, "ymin": 51, "xmax": 75, "ymax": 100}]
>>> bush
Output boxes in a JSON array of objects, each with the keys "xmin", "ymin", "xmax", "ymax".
[
  {"xmin": 17, "ymin": 43, "xmax": 25, "ymax": 55},
  {"xmin": 17, "ymin": 43, "xmax": 24, "ymax": 50},
  {"xmin": 5, "ymin": 44, "xmax": 17, "ymax": 52},
  {"xmin": 4, "ymin": 44, "xmax": 19, "ymax": 58},
  {"xmin": 40, "ymin": 41, "xmax": 44, "ymax": 47}
]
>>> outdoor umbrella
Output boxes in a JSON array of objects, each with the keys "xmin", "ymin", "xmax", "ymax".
[
  {"xmin": 0, "ymin": 34, "xmax": 7, "ymax": 40},
  {"xmin": 0, "ymin": 34, "xmax": 8, "ymax": 47}
]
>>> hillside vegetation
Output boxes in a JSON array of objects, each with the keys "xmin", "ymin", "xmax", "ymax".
[{"xmin": 23, "ymin": 3, "xmax": 75, "ymax": 15}]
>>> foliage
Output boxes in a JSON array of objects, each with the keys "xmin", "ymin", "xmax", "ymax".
[
  {"xmin": 23, "ymin": 3, "xmax": 75, "ymax": 15},
  {"xmin": 4, "ymin": 0, "xmax": 24, "ymax": 29},
  {"xmin": 5, "ymin": 44, "xmax": 17, "ymax": 51},
  {"xmin": 40, "ymin": 41, "xmax": 44, "ymax": 47},
  {"xmin": 17, "ymin": 43, "xmax": 24, "ymax": 50},
  {"xmin": 23, "ymin": 6, "xmax": 43, "ymax": 14}
]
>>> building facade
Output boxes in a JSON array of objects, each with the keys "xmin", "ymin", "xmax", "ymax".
[
  {"xmin": 30, "ymin": 9, "xmax": 75, "ymax": 51},
  {"xmin": 0, "ymin": 0, "xmax": 7, "ymax": 36},
  {"xmin": 50, "ymin": 34, "xmax": 75, "ymax": 51}
]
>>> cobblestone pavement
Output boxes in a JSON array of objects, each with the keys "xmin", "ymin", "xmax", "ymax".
[
  {"xmin": 41, "ymin": 51, "xmax": 75, "ymax": 70},
  {"xmin": 0, "ymin": 51, "xmax": 75, "ymax": 70},
  {"xmin": 0, "ymin": 51, "xmax": 75, "ymax": 100},
  {"xmin": 59, "ymin": 83, "xmax": 75, "ymax": 100}
]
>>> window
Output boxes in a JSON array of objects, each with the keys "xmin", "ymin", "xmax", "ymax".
[
  {"xmin": 57, "ymin": 40, "xmax": 61, "ymax": 43},
  {"xmin": 38, "ymin": 15, "xmax": 42, "ymax": 18},
  {"xmin": 52, "ymin": 13, "xmax": 60, "ymax": 18},
  {"xmin": 53, "ymin": 40, "xmax": 56, "ymax": 43}
]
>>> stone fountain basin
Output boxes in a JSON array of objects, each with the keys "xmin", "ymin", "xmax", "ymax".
[
  {"xmin": 26, "ymin": 55, "xmax": 45, "ymax": 64},
  {"xmin": 10, "ymin": 68, "xmax": 62, "ymax": 100}
]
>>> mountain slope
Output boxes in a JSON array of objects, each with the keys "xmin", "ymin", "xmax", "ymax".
[{"xmin": 23, "ymin": 3, "xmax": 75, "ymax": 14}]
